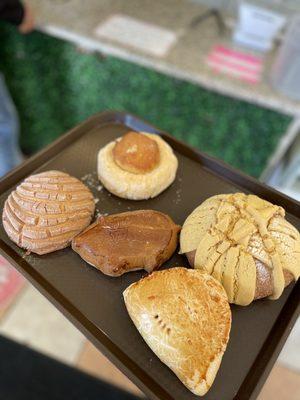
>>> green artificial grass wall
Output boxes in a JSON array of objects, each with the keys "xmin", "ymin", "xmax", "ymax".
[{"xmin": 0, "ymin": 24, "xmax": 291, "ymax": 178}]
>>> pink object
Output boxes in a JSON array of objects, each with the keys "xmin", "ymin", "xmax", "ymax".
[
  {"xmin": 206, "ymin": 45, "xmax": 263, "ymax": 84},
  {"xmin": 213, "ymin": 45, "xmax": 262, "ymax": 65},
  {"xmin": 0, "ymin": 255, "xmax": 25, "ymax": 311}
]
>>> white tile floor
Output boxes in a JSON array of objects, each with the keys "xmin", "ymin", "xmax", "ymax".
[
  {"xmin": 0, "ymin": 284, "xmax": 85, "ymax": 364},
  {"xmin": 278, "ymin": 317, "xmax": 300, "ymax": 372}
]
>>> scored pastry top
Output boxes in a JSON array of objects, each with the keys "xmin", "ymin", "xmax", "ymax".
[
  {"xmin": 113, "ymin": 131, "xmax": 160, "ymax": 174},
  {"xmin": 2, "ymin": 170, "xmax": 95, "ymax": 255},
  {"xmin": 180, "ymin": 193, "xmax": 300, "ymax": 305}
]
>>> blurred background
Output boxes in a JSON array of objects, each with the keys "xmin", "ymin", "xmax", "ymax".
[{"xmin": 0, "ymin": 1, "xmax": 300, "ymax": 399}]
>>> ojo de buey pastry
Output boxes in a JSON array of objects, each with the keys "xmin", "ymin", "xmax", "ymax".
[
  {"xmin": 2, "ymin": 170, "xmax": 95, "ymax": 255},
  {"xmin": 123, "ymin": 267, "xmax": 231, "ymax": 396},
  {"xmin": 180, "ymin": 193, "xmax": 300, "ymax": 305},
  {"xmin": 72, "ymin": 210, "xmax": 180, "ymax": 276},
  {"xmin": 97, "ymin": 131, "xmax": 178, "ymax": 200}
]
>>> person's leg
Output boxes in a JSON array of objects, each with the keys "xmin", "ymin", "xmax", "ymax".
[
  {"xmin": 0, "ymin": 73, "xmax": 23, "ymax": 177},
  {"xmin": 0, "ymin": 335, "xmax": 142, "ymax": 400}
]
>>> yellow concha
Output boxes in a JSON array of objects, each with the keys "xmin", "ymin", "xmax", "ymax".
[{"xmin": 180, "ymin": 193, "xmax": 300, "ymax": 305}]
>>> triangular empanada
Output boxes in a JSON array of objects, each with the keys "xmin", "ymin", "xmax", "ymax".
[{"xmin": 123, "ymin": 267, "xmax": 231, "ymax": 395}]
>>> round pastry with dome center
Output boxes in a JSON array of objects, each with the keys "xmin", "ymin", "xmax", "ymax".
[{"xmin": 97, "ymin": 131, "xmax": 178, "ymax": 200}]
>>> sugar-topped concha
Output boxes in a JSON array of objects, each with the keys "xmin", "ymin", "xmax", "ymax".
[
  {"xmin": 180, "ymin": 193, "xmax": 300, "ymax": 305},
  {"xmin": 2, "ymin": 170, "xmax": 95, "ymax": 255}
]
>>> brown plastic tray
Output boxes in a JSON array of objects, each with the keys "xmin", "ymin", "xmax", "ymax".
[{"xmin": 0, "ymin": 111, "xmax": 299, "ymax": 400}]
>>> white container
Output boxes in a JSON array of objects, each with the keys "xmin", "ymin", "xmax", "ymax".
[
  {"xmin": 233, "ymin": 2, "xmax": 286, "ymax": 52},
  {"xmin": 271, "ymin": 16, "xmax": 300, "ymax": 100}
]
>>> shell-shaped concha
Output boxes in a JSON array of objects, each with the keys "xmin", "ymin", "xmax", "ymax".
[
  {"xmin": 2, "ymin": 170, "xmax": 95, "ymax": 255},
  {"xmin": 180, "ymin": 193, "xmax": 300, "ymax": 305}
]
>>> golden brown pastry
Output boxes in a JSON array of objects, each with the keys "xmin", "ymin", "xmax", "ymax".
[
  {"xmin": 113, "ymin": 131, "xmax": 160, "ymax": 174},
  {"xmin": 2, "ymin": 170, "xmax": 95, "ymax": 255},
  {"xmin": 123, "ymin": 267, "xmax": 231, "ymax": 396},
  {"xmin": 72, "ymin": 210, "xmax": 180, "ymax": 276},
  {"xmin": 97, "ymin": 131, "xmax": 178, "ymax": 200},
  {"xmin": 180, "ymin": 193, "xmax": 300, "ymax": 305}
]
